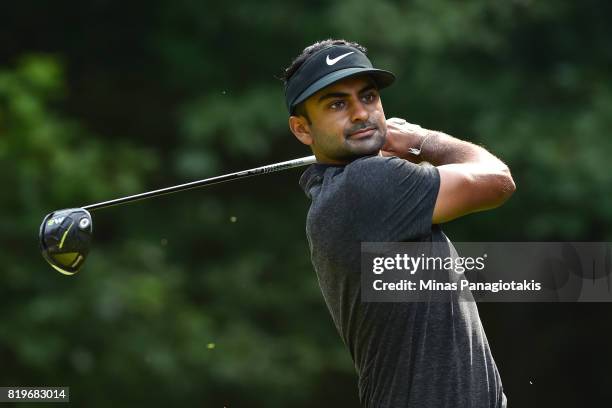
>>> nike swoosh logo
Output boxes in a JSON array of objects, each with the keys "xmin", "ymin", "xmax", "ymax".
[{"xmin": 326, "ymin": 52, "xmax": 354, "ymax": 65}]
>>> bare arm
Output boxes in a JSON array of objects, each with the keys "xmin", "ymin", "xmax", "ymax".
[{"xmin": 381, "ymin": 118, "xmax": 516, "ymax": 224}]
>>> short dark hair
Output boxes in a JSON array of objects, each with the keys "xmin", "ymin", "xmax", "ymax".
[{"xmin": 280, "ymin": 39, "xmax": 368, "ymax": 121}]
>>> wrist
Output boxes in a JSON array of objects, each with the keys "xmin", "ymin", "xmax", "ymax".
[{"xmin": 408, "ymin": 130, "xmax": 434, "ymax": 157}]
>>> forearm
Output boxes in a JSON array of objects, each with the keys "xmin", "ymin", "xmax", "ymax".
[
  {"xmin": 383, "ymin": 119, "xmax": 509, "ymax": 172},
  {"xmin": 417, "ymin": 130, "xmax": 507, "ymax": 171},
  {"xmin": 421, "ymin": 130, "xmax": 515, "ymax": 203}
]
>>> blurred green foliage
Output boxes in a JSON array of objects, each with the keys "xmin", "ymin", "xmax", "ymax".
[{"xmin": 1, "ymin": 0, "xmax": 612, "ymax": 406}]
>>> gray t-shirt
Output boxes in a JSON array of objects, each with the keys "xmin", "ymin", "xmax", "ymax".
[{"xmin": 299, "ymin": 155, "xmax": 507, "ymax": 408}]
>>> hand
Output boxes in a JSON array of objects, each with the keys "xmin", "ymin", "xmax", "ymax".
[{"xmin": 380, "ymin": 117, "xmax": 428, "ymax": 162}]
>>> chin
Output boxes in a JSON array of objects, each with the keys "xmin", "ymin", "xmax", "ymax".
[{"xmin": 348, "ymin": 133, "xmax": 384, "ymax": 154}]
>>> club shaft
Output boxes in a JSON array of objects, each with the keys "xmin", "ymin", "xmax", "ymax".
[{"xmin": 83, "ymin": 155, "xmax": 317, "ymax": 211}]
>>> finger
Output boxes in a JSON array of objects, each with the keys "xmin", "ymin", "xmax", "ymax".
[
  {"xmin": 387, "ymin": 117, "xmax": 406, "ymax": 125},
  {"xmin": 396, "ymin": 122, "xmax": 426, "ymax": 136}
]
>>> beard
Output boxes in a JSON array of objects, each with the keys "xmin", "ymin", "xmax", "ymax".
[
  {"xmin": 343, "ymin": 127, "xmax": 386, "ymax": 157},
  {"xmin": 341, "ymin": 119, "xmax": 387, "ymax": 157},
  {"xmin": 310, "ymin": 116, "xmax": 388, "ymax": 163}
]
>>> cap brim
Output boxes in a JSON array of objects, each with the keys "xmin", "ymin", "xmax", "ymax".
[{"xmin": 291, "ymin": 68, "xmax": 395, "ymax": 112}]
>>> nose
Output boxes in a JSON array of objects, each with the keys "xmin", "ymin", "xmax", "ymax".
[{"xmin": 350, "ymin": 100, "xmax": 369, "ymax": 123}]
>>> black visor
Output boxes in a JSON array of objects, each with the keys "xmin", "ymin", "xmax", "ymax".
[{"xmin": 284, "ymin": 45, "xmax": 395, "ymax": 114}]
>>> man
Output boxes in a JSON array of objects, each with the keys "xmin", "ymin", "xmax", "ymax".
[{"xmin": 281, "ymin": 39, "xmax": 514, "ymax": 407}]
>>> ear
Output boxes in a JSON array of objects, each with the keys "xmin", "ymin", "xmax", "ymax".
[{"xmin": 288, "ymin": 115, "xmax": 313, "ymax": 146}]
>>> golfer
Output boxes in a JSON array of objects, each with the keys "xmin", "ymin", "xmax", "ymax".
[{"xmin": 282, "ymin": 39, "xmax": 514, "ymax": 407}]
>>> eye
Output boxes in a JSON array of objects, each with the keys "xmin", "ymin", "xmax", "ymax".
[
  {"xmin": 329, "ymin": 100, "xmax": 346, "ymax": 110},
  {"xmin": 362, "ymin": 92, "xmax": 378, "ymax": 104}
]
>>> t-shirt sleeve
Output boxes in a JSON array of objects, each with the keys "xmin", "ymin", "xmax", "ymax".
[{"xmin": 346, "ymin": 156, "xmax": 440, "ymax": 241}]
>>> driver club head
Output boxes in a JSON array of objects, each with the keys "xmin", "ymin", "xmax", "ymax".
[{"xmin": 39, "ymin": 208, "xmax": 93, "ymax": 275}]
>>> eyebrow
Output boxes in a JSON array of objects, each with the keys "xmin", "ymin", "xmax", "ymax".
[{"xmin": 317, "ymin": 84, "xmax": 378, "ymax": 104}]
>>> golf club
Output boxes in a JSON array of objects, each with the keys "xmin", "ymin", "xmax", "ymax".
[{"xmin": 39, "ymin": 155, "xmax": 317, "ymax": 275}]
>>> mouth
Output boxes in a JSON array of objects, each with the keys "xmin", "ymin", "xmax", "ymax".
[{"xmin": 348, "ymin": 127, "xmax": 377, "ymax": 139}]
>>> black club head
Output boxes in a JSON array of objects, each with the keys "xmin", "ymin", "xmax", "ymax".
[{"xmin": 39, "ymin": 208, "xmax": 93, "ymax": 275}]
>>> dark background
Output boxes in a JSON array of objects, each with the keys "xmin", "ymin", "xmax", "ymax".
[{"xmin": 1, "ymin": 0, "xmax": 611, "ymax": 406}]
